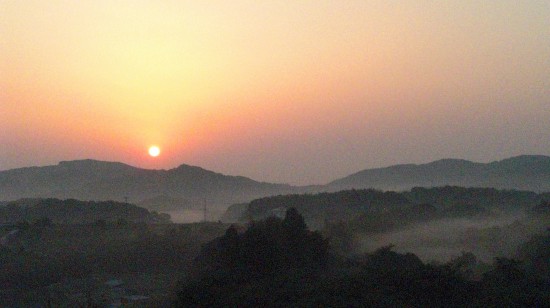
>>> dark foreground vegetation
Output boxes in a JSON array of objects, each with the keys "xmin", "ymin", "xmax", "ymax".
[
  {"xmin": 0, "ymin": 198, "xmax": 171, "ymax": 225},
  {"xmin": 230, "ymin": 187, "xmax": 550, "ymax": 259},
  {"xmin": 0, "ymin": 221, "xmax": 228, "ymax": 306},
  {"xmin": 177, "ymin": 209, "xmax": 550, "ymax": 307},
  {"xmin": 1, "ymin": 188, "xmax": 549, "ymax": 306}
]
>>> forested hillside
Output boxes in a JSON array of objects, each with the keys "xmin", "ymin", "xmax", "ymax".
[
  {"xmin": 176, "ymin": 209, "xmax": 550, "ymax": 307},
  {"xmin": 0, "ymin": 198, "xmax": 170, "ymax": 224},
  {"xmin": 233, "ymin": 186, "xmax": 548, "ymax": 226}
]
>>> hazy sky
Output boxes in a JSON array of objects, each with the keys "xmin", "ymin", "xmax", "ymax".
[{"xmin": 1, "ymin": 1, "xmax": 549, "ymax": 185}]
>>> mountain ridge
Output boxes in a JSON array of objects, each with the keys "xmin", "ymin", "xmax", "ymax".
[
  {"xmin": 0, "ymin": 159, "xmax": 295, "ymax": 204},
  {"xmin": 328, "ymin": 155, "xmax": 550, "ymax": 192},
  {"xmin": 1, "ymin": 155, "xmax": 549, "ymax": 209}
]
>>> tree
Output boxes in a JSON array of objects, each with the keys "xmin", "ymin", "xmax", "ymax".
[{"xmin": 176, "ymin": 208, "xmax": 329, "ymax": 306}]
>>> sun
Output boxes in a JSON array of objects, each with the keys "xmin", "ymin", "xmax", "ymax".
[{"xmin": 148, "ymin": 146, "xmax": 160, "ymax": 157}]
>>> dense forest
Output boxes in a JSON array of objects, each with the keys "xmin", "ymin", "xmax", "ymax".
[
  {"xmin": 0, "ymin": 221, "xmax": 228, "ymax": 306},
  {"xmin": 231, "ymin": 187, "xmax": 550, "ymax": 261},
  {"xmin": 0, "ymin": 198, "xmax": 170, "ymax": 225},
  {"xmin": 176, "ymin": 209, "xmax": 550, "ymax": 307},
  {"xmin": 1, "ymin": 187, "xmax": 549, "ymax": 306},
  {"xmin": 235, "ymin": 186, "xmax": 547, "ymax": 227}
]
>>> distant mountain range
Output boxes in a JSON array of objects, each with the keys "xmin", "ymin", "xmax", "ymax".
[
  {"xmin": 0, "ymin": 159, "xmax": 296, "ymax": 206},
  {"xmin": 1, "ymin": 155, "xmax": 549, "ymax": 209},
  {"xmin": 327, "ymin": 155, "xmax": 550, "ymax": 192}
]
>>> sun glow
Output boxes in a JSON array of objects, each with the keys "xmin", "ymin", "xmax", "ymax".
[{"xmin": 148, "ymin": 146, "xmax": 160, "ymax": 157}]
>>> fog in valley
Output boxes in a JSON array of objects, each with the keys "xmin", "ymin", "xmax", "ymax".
[
  {"xmin": 1, "ymin": 183, "xmax": 550, "ymax": 306},
  {"xmin": 3, "ymin": 0, "xmax": 550, "ymax": 305},
  {"xmin": 358, "ymin": 214, "xmax": 531, "ymax": 262},
  {"xmin": 166, "ymin": 207, "xmax": 227, "ymax": 224}
]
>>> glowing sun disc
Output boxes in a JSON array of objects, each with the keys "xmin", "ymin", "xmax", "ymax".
[{"xmin": 148, "ymin": 146, "xmax": 160, "ymax": 157}]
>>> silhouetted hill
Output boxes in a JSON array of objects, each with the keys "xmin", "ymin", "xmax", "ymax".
[
  {"xmin": 2, "ymin": 155, "xmax": 549, "ymax": 213},
  {"xmin": 328, "ymin": 155, "xmax": 550, "ymax": 192},
  {"xmin": 230, "ymin": 186, "xmax": 546, "ymax": 227},
  {"xmin": 0, "ymin": 198, "xmax": 170, "ymax": 224},
  {"xmin": 240, "ymin": 189, "xmax": 413, "ymax": 228},
  {"xmin": 0, "ymin": 159, "xmax": 296, "ymax": 206},
  {"xmin": 404, "ymin": 186, "xmax": 540, "ymax": 212}
]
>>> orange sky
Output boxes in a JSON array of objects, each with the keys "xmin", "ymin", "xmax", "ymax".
[{"xmin": 1, "ymin": 1, "xmax": 550, "ymax": 184}]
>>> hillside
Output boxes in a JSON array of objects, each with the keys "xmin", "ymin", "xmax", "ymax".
[
  {"xmin": 327, "ymin": 155, "xmax": 550, "ymax": 192},
  {"xmin": 1, "ymin": 155, "xmax": 549, "ymax": 214},
  {"xmin": 0, "ymin": 160, "xmax": 296, "ymax": 206},
  {"xmin": 229, "ymin": 186, "xmax": 548, "ymax": 227},
  {"xmin": 244, "ymin": 189, "xmax": 412, "ymax": 227},
  {"xmin": 0, "ymin": 198, "xmax": 170, "ymax": 224}
]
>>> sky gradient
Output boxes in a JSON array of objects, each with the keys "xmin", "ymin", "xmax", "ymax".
[{"xmin": 2, "ymin": 1, "xmax": 550, "ymax": 185}]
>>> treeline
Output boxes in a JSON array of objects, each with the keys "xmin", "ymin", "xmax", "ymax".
[
  {"xmin": 233, "ymin": 186, "xmax": 550, "ymax": 228},
  {"xmin": 243, "ymin": 189, "xmax": 411, "ymax": 228},
  {"xmin": 176, "ymin": 209, "xmax": 550, "ymax": 307},
  {"xmin": 0, "ymin": 198, "xmax": 170, "ymax": 225},
  {"xmin": 405, "ymin": 186, "xmax": 541, "ymax": 211}
]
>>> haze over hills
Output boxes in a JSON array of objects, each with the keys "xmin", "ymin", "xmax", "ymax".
[
  {"xmin": 0, "ymin": 159, "xmax": 296, "ymax": 205},
  {"xmin": 327, "ymin": 155, "xmax": 550, "ymax": 193},
  {"xmin": 1, "ymin": 155, "xmax": 549, "ymax": 210}
]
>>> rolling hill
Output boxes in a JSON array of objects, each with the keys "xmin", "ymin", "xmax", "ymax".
[
  {"xmin": 0, "ymin": 159, "xmax": 296, "ymax": 205},
  {"xmin": 327, "ymin": 155, "xmax": 550, "ymax": 192},
  {"xmin": 1, "ymin": 155, "xmax": 549, "ymax": 214},
  {"xmin": 0, "ymin": 198, "xmax": 170, "ymax": 224}
]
